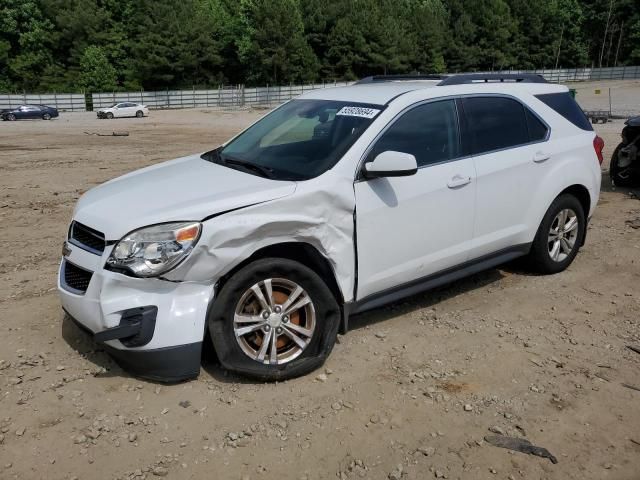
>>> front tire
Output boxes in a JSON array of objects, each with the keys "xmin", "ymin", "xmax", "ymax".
[
  {"xmin": 526, "ymin": 194, "xmax": 585, "ymax": 274},
  {"xmin": 7, "ymin": 114, "xmax": 16, "ymax": 121},
  {"xmin": 42, "ymin": 113, "xmax": 51, "ymax": 120},
  {"xmin": 610, "ymin": 144, "xmax": 637, "ymax": 187},
  {"xmin": 106, "ymin": 112, "xmax": 114, "ymax": 119},
  {"xmin": 208, "ymin": 258, "xmax": 340, "ymax": 381}
]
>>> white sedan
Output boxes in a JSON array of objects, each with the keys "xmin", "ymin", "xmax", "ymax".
[{"xmin": 96, "ymin": 103, "xmax": 149, "ymax": 119}]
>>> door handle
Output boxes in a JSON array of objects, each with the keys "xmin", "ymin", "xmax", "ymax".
[
  {"xmin": 447, "ymin": 174, "xmax": 472, "ymax": 189},
  {"xmin": 533, "ymin": 151, "xmax": 551, "ymax": 163}
]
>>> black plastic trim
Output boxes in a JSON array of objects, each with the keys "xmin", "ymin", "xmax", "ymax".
[
  {"xmin": 60, "ymin": 260, "xmax": 93, "ymax": 295},
  {"xmin": 64, "ymin": 310, "xmax": 201, "ymax": 382},
  {"xmin": 362, "ymin": 167, "xmax": 417, "ymax": 178},
  {"xmin": 93, "ymin": 306, "xmax": 157, "ymax": 347},
  {"xmin": 438, "ymin": 73, "xmax": 547, "ymax": 86},
  {"xmin": 356, "ymin": 74, "xmax": 446, "ymax": 84},
  {"xmin": 69, "ymin": 221, "xmax": 106, "ymax": 255},
  {"xmin": 341, "ymin": 243, "xmax": 531, "ymax": 331},
  {"xmin": 102, "ymin": 342, "xmax": 202, "ymax": 383}
]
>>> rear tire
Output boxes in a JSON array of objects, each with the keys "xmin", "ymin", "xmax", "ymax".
[
  {"xmin": 208, "ymin": 258, "xmax": 340, "ymax": 381},
  {"xmin": 526, "ymin": 194, "xmax": 585, "ymax": 274},
  {"xmin": 136, "ymin": 110, "xmax": 143, "ymax": 118},
  {"xmin": 610, "ymin": 144, "xmax": 637, "ymax": 187}
]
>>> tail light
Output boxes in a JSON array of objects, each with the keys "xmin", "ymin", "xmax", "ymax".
[{"xmin": 593, "ymin": 135, "xmax": 604, "ymax": 165}]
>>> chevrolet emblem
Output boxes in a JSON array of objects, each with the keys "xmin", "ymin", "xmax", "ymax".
[{"xmin": 62, "ymin": 241, "xmax": 72, "ymax": 258}]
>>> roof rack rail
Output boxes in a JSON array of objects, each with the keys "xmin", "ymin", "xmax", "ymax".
[
  {"xmin": 355, "ymin": 74, "xmax": 446, "ymax": 85},
  {"xmin": 437, "ymin": 73, "xmax": 547, "ymax": 86}
]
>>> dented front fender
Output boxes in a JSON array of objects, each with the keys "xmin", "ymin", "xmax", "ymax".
[{"xmin": 164, "ymin": 172, "xmax": 357, "ymax": 303}]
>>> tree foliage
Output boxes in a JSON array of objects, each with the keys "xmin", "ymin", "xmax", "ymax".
[
  {"xmin": 79, "ymin": 45, "xmax": 117, "ymax": 92},
  {"xmin": 0, "ymin": 0, "xmax": 638, "ymax": 92}
]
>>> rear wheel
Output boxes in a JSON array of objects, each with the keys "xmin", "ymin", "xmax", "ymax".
[
  {"xmin": 526, "ymin": 194, "xmax": 585, "ymax": 274},
  {"xmin": 208, "ymin": 258, "xmax": 340, "ymax": 381},
  {"xmin": 610, "ymin": 144, "xmax": 637, "ymax": 187},
  {"xmin": 135, "ymin": 110, "xmax": 143, "ymax": 118}
]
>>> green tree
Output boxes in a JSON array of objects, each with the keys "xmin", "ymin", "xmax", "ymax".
[
  {"xmin": 629, "ymin": 17, "xmax": 640, "ymax": 64},
  {"xmin": 1, "ymin": 0, "xmax": 638, "ymax": 92},
  {"xmin": 79, "ymin": 45, "xmax": 117, "ymax": 91},
  {"xmin": 127, "ymin": 0, "xmax": 224, "ymax": 89},
  {"xmin": 0, "ymin": 0, "xmax": 56, "ymax": 91},
  {"xmin": 581, "ymin": 0, "xmax": 640, "ymax": 67},
  {"xmin": 403, "ymin": 0, "xmax": 449, "ymax": 73},
  {"xmin": 508, "ymin": 0, "xmax": 588, "ymax": 69},
  {"xmin": 323, "ymin": 0, "xmax": 415, "ymax": 79},
  {"xmin": 238, "ymin": 0, "xmax": 318, "ymax": 84},
  {"xmin": 445, "ymin": 0, "xmax": 517, "ymax": 71}
]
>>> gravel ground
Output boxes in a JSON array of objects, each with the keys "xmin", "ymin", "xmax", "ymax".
[
  {"xmin": 569, "ymin": 79, "xmax": 640, "ymax": 117},
  {"xmin": 0, "ymin": 107, "xmax": 639, "ymax": 480}
]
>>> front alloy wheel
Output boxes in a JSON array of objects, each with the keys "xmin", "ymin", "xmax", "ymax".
[
  {"xmin": 547, "ymin": 209, "xmax": 579, "ymax": 262},
  {"xmin": 208, "ymin": 257, "xmax": 340, "ymax": 381},
  {"xmin": 234, "ymin": 278, "xmax": 316, "ymax": 365}
]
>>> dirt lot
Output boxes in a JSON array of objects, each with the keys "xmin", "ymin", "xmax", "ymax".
[
  {"xmin": 570, "ymin": 79, "xmax": 640, "ymax": 117},
  {"xmin": 0, "ymin": 106, "xmax": 639, "ymax": 480}
]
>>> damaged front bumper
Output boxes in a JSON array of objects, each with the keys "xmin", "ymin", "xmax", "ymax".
[{"xmin": 58, "ymin": 241, "xmax": 214, "ymax": 382}]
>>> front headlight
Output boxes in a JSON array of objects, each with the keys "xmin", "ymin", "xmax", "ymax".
[{"xmin": 106, "ymin": 222, "xmax": 201, "ymax": 277}]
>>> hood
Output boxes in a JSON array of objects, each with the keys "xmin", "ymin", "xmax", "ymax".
[{"xmin": 73, "ymin": 154, "xmax": 297, "ymax": 240}]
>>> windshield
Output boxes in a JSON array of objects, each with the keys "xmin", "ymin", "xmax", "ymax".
[{"xmin": 203, "ymin": 99, "xmax": 383, "ymax": 180}]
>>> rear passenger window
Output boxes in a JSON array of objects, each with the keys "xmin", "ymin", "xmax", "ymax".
[
  {"xmin": 370, "ymin": 100, "xmax": 460, "ymax": 167},
  {"xmin": 525, "ymin": 109, "xmax": 548, "ymax": 141},
  {"xmin": 462, "ymin": 97, "xmax": 529, "ymax": 155},
  {"xmin": 535, "ymin": 92, "xmax": 593, "ymax": 131}
]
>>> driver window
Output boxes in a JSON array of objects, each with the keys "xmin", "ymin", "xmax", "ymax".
[{"xmin": 369, "ymin": 100, "xmax": 460, "ymax": 167}]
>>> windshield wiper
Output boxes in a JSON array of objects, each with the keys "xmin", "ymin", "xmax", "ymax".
[{"xmin": 222, "ymin": 156, "xmax": 275, "ymax": 179}]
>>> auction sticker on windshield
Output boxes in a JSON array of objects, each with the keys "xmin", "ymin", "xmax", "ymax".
[{"xmin": 336, "ymin": 106, "xmax": 381, "ymax": 119}]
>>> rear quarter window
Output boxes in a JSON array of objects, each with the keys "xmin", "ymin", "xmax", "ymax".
[
  {"xmin": 535, "ymin": 92, "xmax": 593, "ymax": 131},
  {"xmin": 525, "ymin": 109, "xmax": 549, "ymax": 142}
]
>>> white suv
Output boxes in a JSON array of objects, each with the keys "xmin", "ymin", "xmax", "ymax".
[{"xmin": 59, "ymin": 74, "xmax": 603, "ymax": 381}]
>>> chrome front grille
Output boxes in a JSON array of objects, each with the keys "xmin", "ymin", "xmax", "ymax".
[{"xmin": 69, "ymin": 221, "xmax": 105, "ymax": 255}]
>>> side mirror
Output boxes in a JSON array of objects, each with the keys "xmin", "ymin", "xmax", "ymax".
[{"xmin": 363, "ymin": 151, "xmax": 418, "ymax": 178}]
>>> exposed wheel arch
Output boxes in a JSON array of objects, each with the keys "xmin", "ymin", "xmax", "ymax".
[
  {"xmin": 558, "ymin": 184, "xmax": 591, "ymax": 220},
  {"xmin": 216, "ymin": 242, "xmax": 344, "ymax": 307},
  {"xmin": 556, "ymin": 184, "xmax": 591, "ymax": 246}
]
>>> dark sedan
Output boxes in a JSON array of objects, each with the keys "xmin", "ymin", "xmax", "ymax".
[{"xmin": 1, "ymin": 104, "xmax": 59, "ymax": 121}]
